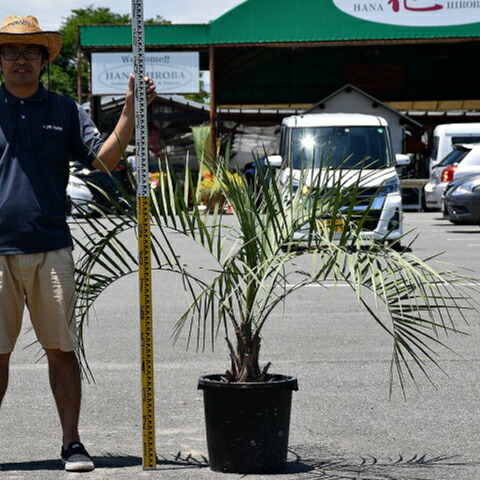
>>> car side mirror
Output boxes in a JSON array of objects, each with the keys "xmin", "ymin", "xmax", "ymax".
[
  {"xmin": 265, "ymin": 155, "xmax": 283, "ymax": 168},
  {"xmin": 395, "ymin": 153, "xmax": 411, "ymax": 167}
]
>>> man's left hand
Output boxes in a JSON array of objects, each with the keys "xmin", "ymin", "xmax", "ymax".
[{"xmin": 125, "ymin": 74, "xmax": 157, "ymax": 107}]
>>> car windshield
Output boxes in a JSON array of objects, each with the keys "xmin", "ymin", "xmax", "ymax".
[
  {"xmin": 437, "ymin": 148, "xmax": 470, "ymax": 167},
  {"xmin": 290, "ymin": 126, "xmax": 390, "ymax": 170}
]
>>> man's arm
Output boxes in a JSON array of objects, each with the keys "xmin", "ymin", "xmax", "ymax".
[{"xmin": 92, "ymin": 74, "xmax": 156, "ymax": 172}]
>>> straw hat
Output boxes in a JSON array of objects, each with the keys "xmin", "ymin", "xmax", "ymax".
[{"xmin": 0, "ymin": 15, "xmax": 62, "ymax": 62}]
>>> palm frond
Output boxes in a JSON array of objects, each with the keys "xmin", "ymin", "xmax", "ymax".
[{"xmin": 73, "ymin": 146, "xmax": 479, "ymax": 390}]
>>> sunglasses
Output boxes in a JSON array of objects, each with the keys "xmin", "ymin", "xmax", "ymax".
[{"xmin": 1, "ymin": 49, "xmax": 42, "ymax": 61}]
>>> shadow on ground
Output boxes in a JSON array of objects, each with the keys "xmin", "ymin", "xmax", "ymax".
[
  {"xmin": 287, "ymin": 444, "xmax": 477, "ymax": 480},
  {"xmin": 1, "ymin": 445, "xmax": 478, "ymax": 478},
  {"xmin": 0, "ymin": 453, "xmax": 208, "ymax": 472}
]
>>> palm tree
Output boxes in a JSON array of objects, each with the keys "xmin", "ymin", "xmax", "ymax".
[{"xmin": 72, "ymin": 149, "xmax": 477, "ymax": 394}]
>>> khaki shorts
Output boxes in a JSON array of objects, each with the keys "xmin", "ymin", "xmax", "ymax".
[{"xmin": 0, "ymin": 248, "xmax": 77, "ymax": 354}]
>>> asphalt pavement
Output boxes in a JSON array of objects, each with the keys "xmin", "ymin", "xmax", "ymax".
[{"xmin": 1, "ymin": 211, "xmax": 480, "ymax": 480}]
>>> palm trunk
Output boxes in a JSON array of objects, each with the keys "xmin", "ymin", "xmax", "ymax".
[{"xmin": 225, "ymin": 327, "xmax": 271, "ymax": 382}]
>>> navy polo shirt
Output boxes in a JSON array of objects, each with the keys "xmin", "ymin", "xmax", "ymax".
[{"xmin": 0, "ymin": 84, "xmax": 104, "ymax": 254}]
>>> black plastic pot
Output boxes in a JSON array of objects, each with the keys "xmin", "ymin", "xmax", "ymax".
[{"xmin": 198, "ymin": 374, "xmax": 298, "ymax": 473}]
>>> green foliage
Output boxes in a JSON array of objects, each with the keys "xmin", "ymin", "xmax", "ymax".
[
  {"xmin": 61, "ymin": 6, "xmax": 132, "ymax": 60},
  {"xmin": 72, "ymin": 151, "xmax": 478, "ymax": 393},
  {"xmin": 145, "ymin": 15, "xmax": 171, "ymax": 25},
  {"xmin": 44, "ymin": 63, "xmax": 77, "ymax": 99},
  {"xmin": 48, "ymin": 5, "xmax": 170, "ymax": 102},
  {"xmin": 184, "ymin": 78, "xmax": 209, "ymax": 104}
]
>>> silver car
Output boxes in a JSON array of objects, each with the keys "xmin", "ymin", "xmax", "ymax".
[
  {"xmin": 66, "ymin": 163, "xmax": 95, "ymax": 217},
  {"xmin": 424, "ymin": 143, "xmax": 480, "ymax": 210}
]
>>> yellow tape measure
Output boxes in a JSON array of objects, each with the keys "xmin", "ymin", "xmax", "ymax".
[
  {"xmin": 131, "ymin": 0, "xmax": 156, "ymax": 470},
  {"xmin": 138, "ymin": 196, "xmax": 156, "ymax": 469}
]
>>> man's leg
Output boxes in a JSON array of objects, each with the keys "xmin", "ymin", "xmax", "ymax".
[
  {"xmin": 28, "ymin": 250, "xmax": 94, "ymax": 471},
  {"xmin": 44, "ymin": 349, "xmax": 81, "ymax": 448},
  {"xmin": 45, "ymin": 348, "xmax": 94, "ymax": 472},
  {"xmin": 0, "ymin": 352, "xmax": 11, "ymax": 408},
  {"xmin": 0, "ymin": 253, "xmax": 22, "ymax": 409}
]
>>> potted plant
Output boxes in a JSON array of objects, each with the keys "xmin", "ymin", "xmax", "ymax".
[{"xmin": 73, "ymin": 148, "xmax": 476, "ymax": 474}]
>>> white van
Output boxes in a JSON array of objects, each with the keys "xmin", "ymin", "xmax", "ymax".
[
  {"xmin": 429, "ymin": 123, "xmax": 480, "ymax": 172},
  {"xmin": 267, "ymin": 113, "xmax": 410, "ymax": 244}
]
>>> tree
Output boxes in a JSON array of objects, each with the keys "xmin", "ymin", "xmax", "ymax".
[
  {"xmin": 47, "ymin": 5, "xmax": 170, "ymax": 102},
  {"xmin": 185, "ymin": 77, "xmax": 210, "ymax": 105}
]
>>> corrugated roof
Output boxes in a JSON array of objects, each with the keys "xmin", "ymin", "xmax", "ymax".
[
  {"xmin": 305, "ymin": 83, "xmax": 424, "ymax": 131},
  {"xmin": 208, "ymin": 0, "xmax": 480, "ymax": 44},
  {"xmin": 79, "ymin": 0, "xmax": 480, "ymax": 49},
  {"xmin": 389, "ymin": 100, "xmax": 480, "ymax": 111},
  {"xmin": 79, "ymin": 24, "xmax": 209, "ymax": 48}
]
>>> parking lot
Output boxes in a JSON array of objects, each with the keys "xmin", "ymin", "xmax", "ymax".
[
  {"xmin": 1, "ymin": 211, "xmax": 480, "ymax": 480},
  {"xmin": 403, "ymin": 211, "xmax": 480, "ymax": 268}
]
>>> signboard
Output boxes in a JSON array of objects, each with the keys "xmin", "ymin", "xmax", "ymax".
[
  {"xmin": 91, "ymin": 52, "xmax": 199, "ymax": 95},
  {"xmin": 333, "ymin": 0, "xmax": 480, "ymax": 26}
]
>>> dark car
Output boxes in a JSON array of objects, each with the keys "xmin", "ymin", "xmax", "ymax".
[{"xmin": 443, "ymin": 173, "xmax": 480, "ymax": 225}]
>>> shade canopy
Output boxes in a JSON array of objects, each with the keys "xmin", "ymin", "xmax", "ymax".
[{"xmin": 78, "ymin": 0, "xmax": 480, "ymax": 106}]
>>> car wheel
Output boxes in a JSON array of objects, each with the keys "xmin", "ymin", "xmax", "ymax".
[
  {"xmin": 387, "ymin": 241, "xmax": 403, "ymax": 252},
  {"xmin": 441, "ymin": 199, "xmax": 448, "ymax": 217}
]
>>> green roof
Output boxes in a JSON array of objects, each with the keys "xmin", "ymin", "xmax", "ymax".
[
  {"xmin": 79, "ymin": 0, "xmax": 480, "ymax": 49},
  {"xmin": 79, "ymin": 24, "xmax": 209, "ymax": 48}
]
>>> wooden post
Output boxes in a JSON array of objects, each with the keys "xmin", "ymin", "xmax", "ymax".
[
  {"xmin": 76, "ymin": 26, "xmax": 83, "ymax": 105},
  {"xmin": 209, "ymin": 45, "xmax": 217, "ymax": 160},
  {"xmin": 87, "ymin": 53, "xmax": 94, "ymax": 120},
  {"xmin": 76, "ymin": 50, "xmax": 83, "ymax": 105}
]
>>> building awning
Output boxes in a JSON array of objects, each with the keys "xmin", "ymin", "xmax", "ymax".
[
  {"xmin": 78, "ymin": 0, "xmax": 480, "ymax": 108},
  {"xmin": 79, "ymin": 0, "xmax": 480, "ymax": 50}
]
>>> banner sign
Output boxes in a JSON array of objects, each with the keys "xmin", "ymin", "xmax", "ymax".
[
  {"xmin": 333, "ymin": 0, "xmax": 480, "ymax": 26},
  {"xmin": 91, "ymin": 52, "xmax": 199, "ymax": 95}
]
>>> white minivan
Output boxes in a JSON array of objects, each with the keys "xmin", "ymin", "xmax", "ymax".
[{"xmin": 267, "ymin": 113, "xmax": 410, "ymax": 245}]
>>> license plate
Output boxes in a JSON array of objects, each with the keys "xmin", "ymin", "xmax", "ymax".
[{"xmin": 316, "ymin": 218, "xmax": 345, "ymax": 233}]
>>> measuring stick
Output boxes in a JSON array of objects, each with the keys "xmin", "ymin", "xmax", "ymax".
[{"xmin": 131, "ymin": 0, "xmax": 156, "ymax": 470}]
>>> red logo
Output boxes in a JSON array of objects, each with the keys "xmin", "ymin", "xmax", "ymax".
[{"xmin": 387, "ymin": 0, "xmax": 443, "ymax": 12}]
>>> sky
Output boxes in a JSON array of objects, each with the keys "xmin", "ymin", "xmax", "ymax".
[{"xmin": 0, "ymin": 0, "xmax": 246, "ymax": 31}]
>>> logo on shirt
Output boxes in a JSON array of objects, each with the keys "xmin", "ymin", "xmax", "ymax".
[{"xmin": 43, "ymin": 124, "xmax": 64, "ymax": 132}]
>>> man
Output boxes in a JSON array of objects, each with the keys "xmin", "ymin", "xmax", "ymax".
[{"xmin": 0, "ymin": 15, "xmax": 156, "ymax": 472}]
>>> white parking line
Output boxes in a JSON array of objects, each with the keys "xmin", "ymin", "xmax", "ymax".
[
  {"xmin": 445, "ymin": 237, "xmax": 479, "ymax": 241},
  {"xmin": 285, "ymin": 283, "xmax": 349, "ymax": 288},
  {"xmin": 286, "ymin": 281, "xmax": 480, "ymax": 288}
]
